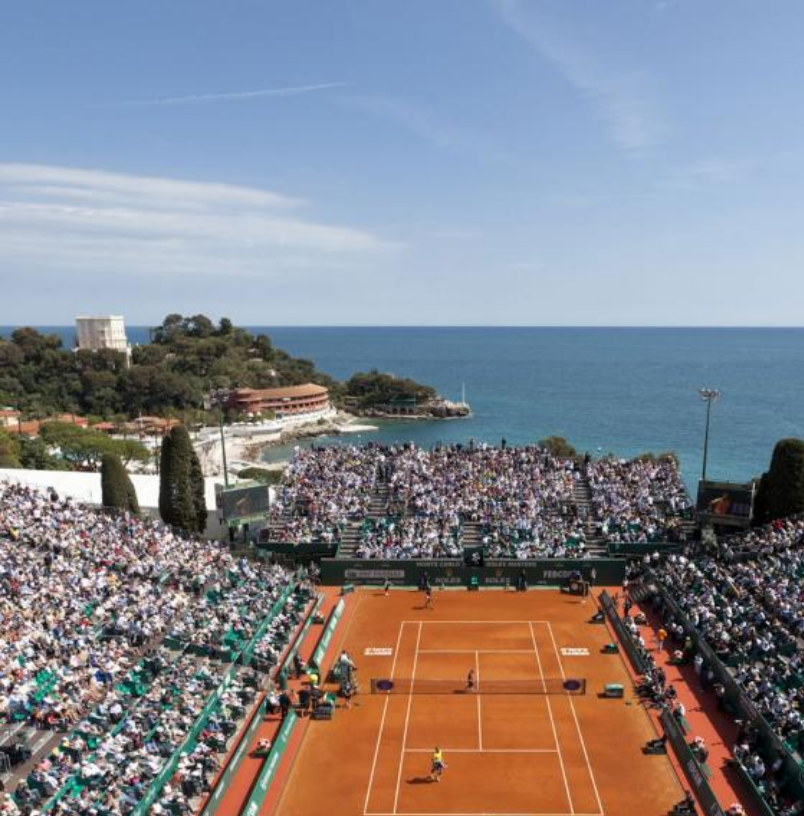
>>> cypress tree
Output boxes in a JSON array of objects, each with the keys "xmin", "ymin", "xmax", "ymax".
[
  {"xmin": 760, "ymin": 438, "xmax": 804, "ymax": 522},
  {"xmin": 190, "ymin": 452, "xmax": 207, "ymax": 533},
  {"xmin": 101, "ymin": 453, "xmax": 139, "ymax": 513},
  {"xmin": 158, "ymin": 432, "xmax": 174, "ymax": 523},
  {"xmin": 158, "ymin": 426, "xmax": 197, "ymax": 531},
  {"xmin": 752, "ymin": 473, "xmax": 770, "ymax": 526}
]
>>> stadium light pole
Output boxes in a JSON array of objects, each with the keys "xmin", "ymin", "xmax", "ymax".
[{"xmin": 699, "ymin": 388, "xmax": 720, "ymax": 482}]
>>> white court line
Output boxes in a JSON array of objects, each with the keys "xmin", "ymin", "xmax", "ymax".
[
  {"xmin": 529, "ymin": 622, "xmax": 574, "ymax": 816},
  {"xmin": 418, "ymin": 649, "xmax": 536, "ymax": 654},
  {"xmin": 404, "ymin": 748, "xmax": 559, "ymax": 753},
  {"xmin": 392, "ymin": 621, "xmax": 422, "ymax": 814},
  {"xmin": 402, "ymin": 620, "xmax": 552, "ymax": 624},
  {"xmin": 475, "ymin": 650, "xmax": 482, "ymax": 750},
  {"xmin": 364, "ymin": 621, "xmax": 406, "ymax": 816},
  {"xmin": 546, "ymin": 622, "xmax": 604, "ymax": 816},
  {"xmin": 368, "ymin": 812, "xmax": 602, "ymax": 816}
]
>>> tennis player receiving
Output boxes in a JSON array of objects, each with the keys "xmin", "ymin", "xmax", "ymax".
[{"xmin": 430, "ymin": 747, "xmax": 447, "ymax": 782}]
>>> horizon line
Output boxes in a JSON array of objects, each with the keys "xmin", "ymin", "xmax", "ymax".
[{"xmin": 2, "ymin": 323, "xmax": 804, "ymax": 331}]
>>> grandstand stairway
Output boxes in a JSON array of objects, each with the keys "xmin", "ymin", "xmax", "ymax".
[
  {"xmin": 462, "ymin": 521, "xmax": 483, "ymax": 548},
  {"xmin": 336, "ymin": 521, "xmax": 361, "ymax": 559},
  {"xmin": 337, "ymin": 482, "xmax": 390, "ymax": 559},
  {"xmin": 368, "ymin": 483, "xmax": 390, "ymax": 519},
  {"xmin": 573, "ymin": 477, "xmax": 608, "ymax": 557}
]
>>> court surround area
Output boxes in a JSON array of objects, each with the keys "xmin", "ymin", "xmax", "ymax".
[{"xmin": 271, "ymin": 589, "xmax": 684, "ymax": 816}]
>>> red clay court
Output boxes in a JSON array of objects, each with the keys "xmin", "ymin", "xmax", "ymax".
[{"xmin": 267, "ymin": 588, "xmax": 685, "ymax": 816}]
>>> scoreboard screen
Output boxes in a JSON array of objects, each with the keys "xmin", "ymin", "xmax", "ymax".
[
  {"xmin": 696, "ymin": 481, "xmax": 754, "ymax": 527},
  {"xmin": 220, "ymin": 484, "xmax": 270, "ymax": 522}
]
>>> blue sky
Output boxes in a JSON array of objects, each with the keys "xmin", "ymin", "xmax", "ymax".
[{"xmin": 2, "ymin": 0, "xmax": 803, "ymax": 325}]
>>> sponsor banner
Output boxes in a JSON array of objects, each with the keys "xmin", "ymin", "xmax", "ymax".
[
  {"xmin": 201, "ymin": 698, "xmax": 268, "ymax": 816},
  {"xmin": 242, "ymin": 711, "xmax": 298, "ymax": 816},
  {"xmin": 344, "ymin": 568, "xmax": 406, "ymax": 580},
  {"xmin": 324, "ymin": 559, "xmax": 626, "ymax": 587},
  {"xmin": 660, "ymin": 710, "xmax": 725, "ymax": 816},
  {"xmin": 310, "ymin": 598, "xmax": 346, "ymax": 670}
]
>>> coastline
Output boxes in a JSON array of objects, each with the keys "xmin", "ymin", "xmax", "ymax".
[{"xmin": 193, "ymin": 411, "xmax": 381, "ymax": 477}]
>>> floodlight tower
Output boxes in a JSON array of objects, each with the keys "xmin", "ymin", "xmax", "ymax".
[{"xmin": 699, "ymin": 388, "xmax": 721, "ymax": 482}]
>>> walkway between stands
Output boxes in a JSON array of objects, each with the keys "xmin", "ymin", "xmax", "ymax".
[
  {"xmin": 209, "ymin": 587, "xmax": 356, "ymax": 816},
  {"xmin": 629, "ymin": 596, "xmax": 762, "ymax": 816}
]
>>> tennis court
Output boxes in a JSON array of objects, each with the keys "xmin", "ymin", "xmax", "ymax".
[{"xmin": 271, "ymin": 589, "xmax": 684, "ymax": 816}]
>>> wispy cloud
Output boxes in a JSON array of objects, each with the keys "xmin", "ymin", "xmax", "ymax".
[
  {"xmin": 335, "ymin": 93, "xmax": 456, "ymax": 149},
  {"xmin": 0, "ymin": 164, "xmax": 390, "ymax": 278},
  {"xmin": 90, "ymin": 82, "xmax": 349, "ymax": 109},
  {"xmin": 659, "ymin": 158, "xmax": 750, "ymax": 192},
  {"xmin": 492, "ymin": 0, "xmax": 665, "ymax": 154}
]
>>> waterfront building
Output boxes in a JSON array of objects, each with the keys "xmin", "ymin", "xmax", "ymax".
[
  {"xmin": 226, "ymin": 383, "xmax": 330, "ymax": 418},
  {"xmin": 0, "ymin": 408, "xmax": 21, "ymax": 428},
  {"xmin": 75, "ymin": 315, "xmax": 132, "ymax": 364}
]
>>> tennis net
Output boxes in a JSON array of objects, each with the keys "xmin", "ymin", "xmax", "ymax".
[{"xmin": 369, "ymin": 677, "xmax": 585, "ymax": 695}]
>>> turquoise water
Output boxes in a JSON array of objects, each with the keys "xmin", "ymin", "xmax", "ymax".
[
  {"xmin": 4, "ymin": 326, "xmax": 803, "ymax": 485},
  {"xmin": 259, "ymin": 327, "xmax": 804, "ymax": 486}
]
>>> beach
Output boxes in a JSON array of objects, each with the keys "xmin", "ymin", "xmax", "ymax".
[{"xmin": 193, "ymin": 411, "xmax": 380, "ymax": 477}]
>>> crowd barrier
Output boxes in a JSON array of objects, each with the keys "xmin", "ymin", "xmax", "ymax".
[
  {"xmin": 598, "ymin": 591, "xmax": 649, "ymax": 675},
  {"xmin": 730, "ymin": 762, "xmax": 778, "ymax": 816},
  {"xmin": 132, "ymin": 663, "xmax": 240, "ymax": 816},
  {"xmin": 319, "ymin": 558, "xmax": 626, "ymax": 587},
  {"xmin": 606, "ymin": 541, "xmax": 682, "ymax": 557},
  {"xmin": 281, "ymin": 593, "xmax": 324, "ymax": 674},
  {"xmin": 256, "ymin": 540, "xmax": 337, "ymax": 559},
  {"xmin": 242, "ymin": 711, "xmax": 298, "ymax": 816},
  {"xmin": 239, "ymin": 583, "xmax": 295, "ymax": 666},
  {"xmin": 645, "ymin": 568, "xmax": 804, "ymax": 810},
  {"xmin": 126, "ymin": 581, "xmax": 302, "ymax": 816},
  {"xmin": 599, "ymin": 591, "xmax": 725, "ymax": 815},
  {"xmin": 659, "ymin": 709, "xmax": 725, "ymax": 816},
  {"xmin": 309, "ymin": 598, "xmax": 346, "ymax": 672},
  {"xmin": 200, "ymin": 697, "xmax": 269, "ymax": 816}
]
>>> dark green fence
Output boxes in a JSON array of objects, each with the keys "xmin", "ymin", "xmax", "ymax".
[
  {"xmin": 606, "ymin": 541, "xmax": 682, "ymax": 557},
  {"xmin": 646, "ymin": 569, "xmax": 804, "ymax": 809},
  {"xmin": 319, "ymin": 558, "xmax": 626, "ymax": 587},
  {"xmin": 242, "ymin": 710, "xmax": 298, "ymax": 816},
  {"xmin": 309, "ymin": 599, "xmax": 346, "ymax": 671},
  {"xmin": 599, "ymin": 591, "xmax": 649, "ymax": 674},
  {"xmin": 659, "ymin": 710, "xmax": 725, "ymax": 816},
  {"xmin": 256, "ymin": 541, "xmax": 337, "ymax": 559}
]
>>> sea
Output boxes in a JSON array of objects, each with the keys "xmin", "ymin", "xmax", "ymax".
[{"xmin": 3, "ymin": 326, "xmax": 803, "ymax": 488}]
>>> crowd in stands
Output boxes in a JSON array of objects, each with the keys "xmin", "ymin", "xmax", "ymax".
[
  {"xmin": 269, "ymin": 444, "xmax": 691, "ymax": 558},
  {"xmin": 268, "ymin": 446, "xmax": 378, "ymax": 544},
  {"xmin": 586, "ymin": 457, "xmax": 692, "ymax": 544},
  {"xmin": 0, "ymin": 482, "xmax": 304, "ymax": 816},
  {"xmin": 628, "ymin": 516, "xmax": 804, "ymax": 816}
]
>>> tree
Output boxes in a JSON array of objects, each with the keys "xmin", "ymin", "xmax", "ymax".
[
  {"xmin": 39, "ymin": 422, "xmax": 113, "ymax": 469},
  {"xmin": 101, "ymin": 453, "xmax": 140, "ymax": 514},
  {"xmin": 114, "ymin": 438, "xmax": 151, "ymax": 467},
  {"xmin": 0, "ymin": 430, "xmax": 21, "ymax": 468},
  {"xmin": 159, "ymin": 426, "xmax": 199, "ymax": 532},
  {"xmin": 538, "ymin": 436, "xmax": 578, "ymax": 459},
  {"xmin": 345, "ymin": 370, "xmax": 436, "ymax": 409},
  {"xmin": 17, "ymin": 437, "xmax": 66, "ymax": 470},
  {"xmin": 238, "ymin": 466, "xmax": 284, "ymax": 485},
  {"xmin": 753, "ymin": 438, "xmax": 804, "ymax": 524},
  {"xmin": 190, "ymin": 453, "xmax": 207, "ymax": 533}
]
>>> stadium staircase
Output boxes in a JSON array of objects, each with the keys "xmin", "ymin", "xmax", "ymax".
[
  {"xmin": 337, "ymin": 481, "xmax": 390, "ymax": 558},
  {"xmin": 462, "ymin": 521, "xmax": 483, "ymax": 548},
  {"xmin": 573, "ymin": 476, "xmax": 608, "ymax": 557},
  {"xmin": 336, "ymin": 522, "xmax": 361, "ymax": 559}
]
